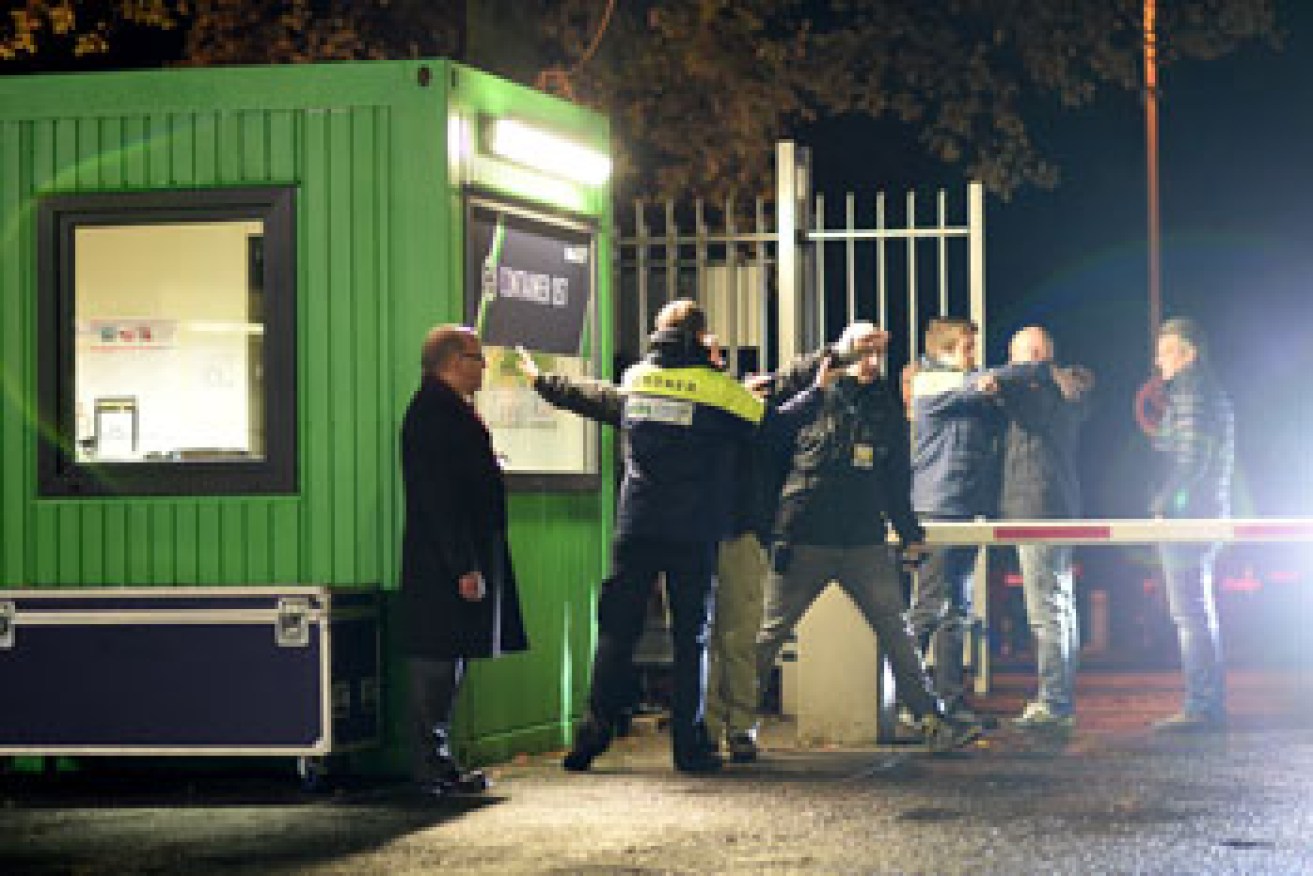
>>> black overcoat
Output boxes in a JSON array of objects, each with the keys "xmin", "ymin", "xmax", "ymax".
[{"xmin": 399, "ymin": 376, "xmax": 528, "ymax": 658}]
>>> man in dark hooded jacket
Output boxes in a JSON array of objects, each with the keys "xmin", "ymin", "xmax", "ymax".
[
  {"xmin": 519, "ymin": 335, "xmax": 796, "ymax": 765},
  {"xmin": 756, "ymin": 321, "xmax": 984, "ymax": 752},
  {"xmin": 563, "ymin": 299, "xmax": 768, "ymax": 774}
]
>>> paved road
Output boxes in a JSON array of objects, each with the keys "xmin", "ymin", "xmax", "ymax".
[{"xmin": 3, "ymin": 669, "xmax": 1313, "ymax": 875}]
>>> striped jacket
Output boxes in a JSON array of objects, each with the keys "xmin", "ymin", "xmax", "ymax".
[{"xmin": 1150, "ymin": 365, "xmax": 1234, "ymax": 518}]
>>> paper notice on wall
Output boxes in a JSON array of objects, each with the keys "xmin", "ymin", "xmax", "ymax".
[{"xmin": 80, "ymin": 319, "xmax": 178, "ymax": 349}]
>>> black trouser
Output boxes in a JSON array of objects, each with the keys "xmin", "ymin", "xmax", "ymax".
[
  {"xmin": 584, "ymin": 537, "xmax": 718, "ymax": 760},
  {"xmin": 408, "ymin": 657, "xmax": 465, "ymax": 782}
]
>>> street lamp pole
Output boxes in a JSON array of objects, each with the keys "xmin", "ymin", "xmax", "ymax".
[
  {"xmin": 1144, "ymin": 0, "xmax": 1162, "ymax": 350},
  {"xmin": 1134, "ymin": 0, "xmax": 1168, "ymax": 437}
]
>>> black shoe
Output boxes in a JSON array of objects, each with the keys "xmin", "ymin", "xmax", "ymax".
[
  {"xmin": 562, "ymin": 748, "xmax": 597, "ymax": 772},
  {"xmin": 443, "ymin": 768, "xmax": 491, "ymax": 794},
  {"xmin": 727, "ymin": 732, "xmax": 759, "ymax": 764},
  {"xmin": 563, "ymin": 721, "xmax": 612, "ymax": 772},
  {"xmin": 674, "ymin": 750, "xmax": 724, "ymax": 774},
  {"xmin": 408, "ymin": 767, "xmax": 489, "ymax": 802}
]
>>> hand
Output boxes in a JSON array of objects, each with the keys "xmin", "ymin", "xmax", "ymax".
[
  {"xmin": 514, "ymin": 345, "xmax": 540, "ymax": 381},
  {"xmin": 1053, "ymin": 364, "xmax": 1094, "ymax": 401},
  {"xmin": 743, "ymin": 372, "xmax": 774, "ymax": 398},
  {"xmin": 899, "ymin": 541, "xmax": 929, "ymax": 571},
  {"xmin": 974, "ymin": 374, "xmax": 1000, "ymax": 395},
  {"xmin": 814, "ymin": 355, "xmax": 843, "ymax": 389},
  {"xmin": 458, "ymin": 571, "xmax": 486, "ymax": 601}
]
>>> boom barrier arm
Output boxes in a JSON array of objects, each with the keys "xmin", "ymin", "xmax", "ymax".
[{"xmin": 917, "ymin": 518, "xmax": 1313, "ymax": 546}]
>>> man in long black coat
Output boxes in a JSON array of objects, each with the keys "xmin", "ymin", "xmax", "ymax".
[{"xmin": 400, "ymin": 324, "xmax": 528, "ymax": 797}]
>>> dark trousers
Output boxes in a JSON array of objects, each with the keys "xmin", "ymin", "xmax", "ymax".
[
  {"xmin": 408, "ymin": 656, "xmax": 465, "ymax": 782},
  {"xmin": 584, "ymin": 537, "xmax": 718, "ymax": 759}
]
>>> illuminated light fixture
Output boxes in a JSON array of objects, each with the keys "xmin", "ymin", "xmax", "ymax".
[{"xmin": 486, "ymin": 118, "xmax": 611, "ymax": 186}]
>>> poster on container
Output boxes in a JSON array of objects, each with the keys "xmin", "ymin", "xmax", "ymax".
[
  {"xmin": 463, "ymin": 197, "xmax": 599, "ymax": 487},
  {"xmin": 465, "ymin": 199, "xmax": 594, "ymax": 357}
]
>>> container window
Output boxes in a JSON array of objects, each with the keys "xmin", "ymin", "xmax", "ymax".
[{"xmin": 37, "ymin": 188, "xmax": 297, "ymax": 496}]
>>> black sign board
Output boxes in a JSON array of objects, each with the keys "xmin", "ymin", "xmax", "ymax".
[{"xmin": 465, "ymin": 199, "xmax": 594, "ymax": 356}]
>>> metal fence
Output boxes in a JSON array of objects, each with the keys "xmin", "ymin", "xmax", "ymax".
[{"xmin": 614, "ymin": 141, "xmax": 986, "ymax": 376}]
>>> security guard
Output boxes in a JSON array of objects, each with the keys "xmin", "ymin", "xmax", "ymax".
[{"xmin": 565, "ymin": 298, "xmax": 764, "ymax": 774}]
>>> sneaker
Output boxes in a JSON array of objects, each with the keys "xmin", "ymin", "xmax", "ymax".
[
  {"xmin": 922, "ymin": 712, "xmax": 983, "ymax": 753},
  {"xmin": 1152, "ymin": 711, "xmax": 1227, "ymax": 734},
  {"xmin": 897, "ymin": 707, "xmax": 923, "ymax": 733},
  {"xmin": 1011, "ymin": 701, "xmax": 1075, "ymax": 733},
  {"xmin": 727, "ymin": 732, "xmax": 759, "ymax": 764}
]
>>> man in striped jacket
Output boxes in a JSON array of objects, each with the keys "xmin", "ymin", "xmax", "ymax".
[{"xmin": 1148, "ymin": 316, "xmax": 1234, "ymax": 733}]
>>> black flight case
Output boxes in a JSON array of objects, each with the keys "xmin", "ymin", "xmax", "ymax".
[{"xmin": 0, "ymin": 586, "xmax": 380, "ymax": 785}]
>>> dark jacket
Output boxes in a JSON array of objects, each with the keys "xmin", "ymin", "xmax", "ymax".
[
  {"xmin": 909, "ymin": 359, "xmax": 1003, "ymax": 518},
  {"xmin": 769, "ymin": 352, "xmax": 924, "ymax": 548},
  {"xmin": 532, "ymin": 374, "xmax": 624, "ymax": 427},
  {"xmin": 993, "ymin": 361, "xmax": 1091, "ymax": 520},
  {"xmin": 1150, "ymin": 365, "xmax": 1234, "ymax": 518},
  {"xmin": 399, "ymin": 376, "xmax": 528, "ymax": 659},
  {"xmin": 615, "ymin": 329, "xmax": 766, "ymax": 543},
  {"xmin": 533, "ymin": 360, "xmax": 817, "ymax": 544}
]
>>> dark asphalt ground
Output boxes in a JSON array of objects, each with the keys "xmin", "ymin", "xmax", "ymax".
[{"xmin": 3, "ymin": 667, "xmax": 1313, "ymax": 875}]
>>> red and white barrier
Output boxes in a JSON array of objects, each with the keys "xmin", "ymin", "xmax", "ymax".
[{"xmin": 919, "ymin": 518, "xmax": 1313, "ymax": 546}]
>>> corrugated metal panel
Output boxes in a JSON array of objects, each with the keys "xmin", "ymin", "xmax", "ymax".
[
  {"xmin": 1, "ymin": 120, "xmax": 27, "ymax": 585},
  {"xmin": 1, "ymin": 62, "xmax": 615, "ymax": 764},
  {"xmin": 7, "ymin": 100, "xmax": 416, "ymax": 589}
]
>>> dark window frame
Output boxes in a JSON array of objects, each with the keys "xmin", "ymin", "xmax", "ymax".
[{"xmin": 37, "ymin": 187, "xmax": 298, "ymax": 497}]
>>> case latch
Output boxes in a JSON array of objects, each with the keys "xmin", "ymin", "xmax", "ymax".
[
  {"xmin": 275, "ymin": 597, "xmax": 311, "ymax": 647},
  {"xmin": 0, "ymin": 601, "xmax": 13, "ymax": 650}
]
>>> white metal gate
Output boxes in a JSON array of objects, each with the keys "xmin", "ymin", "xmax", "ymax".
[{"xmin": 615, "ymin": 141, "xmax": 986, "ymax": 376}]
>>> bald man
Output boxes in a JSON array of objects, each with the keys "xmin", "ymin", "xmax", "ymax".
[{"xmin": 980, "ymin": 326, "xmax": 1092, "ymax": 733}]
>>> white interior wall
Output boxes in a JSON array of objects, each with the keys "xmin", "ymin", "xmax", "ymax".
[{"xmin": 74, "ymin": 221, "xmax": 263, "ymax": 460}]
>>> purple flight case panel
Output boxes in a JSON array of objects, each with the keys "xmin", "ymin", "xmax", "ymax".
[{"xmin": 0, "ymin": 587, "xmax": 380, "ymax": 755}]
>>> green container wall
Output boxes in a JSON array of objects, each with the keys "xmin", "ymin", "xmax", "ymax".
[{"xmin": 0, "ymin": 60, "xmax": 613, "ymax": 765}]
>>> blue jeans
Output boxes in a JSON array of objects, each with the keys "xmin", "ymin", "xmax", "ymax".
[
  {"xmin": 905, "ymin": 542, "xmax": 979, "ymax": 712},
  {"xmin": 1158, "ymin": 543, "xmax": 1226, "ymax": 717},
  {"xmin": 1017, "ymin": 544, "xmax": 1078, "ymax": 716}
]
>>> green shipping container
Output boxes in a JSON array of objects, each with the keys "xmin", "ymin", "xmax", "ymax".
[{"xmin": 0, "ymin": 59, "xmax": 614, "ymax": 771}]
